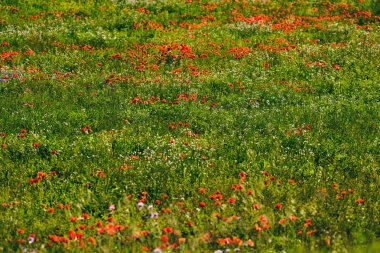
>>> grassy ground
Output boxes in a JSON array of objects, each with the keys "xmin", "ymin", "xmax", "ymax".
[{"xmin": 0, "ymin": 0, "xmax": 379, "ymax": 252}]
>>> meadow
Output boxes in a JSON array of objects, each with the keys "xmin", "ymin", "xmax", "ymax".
[{"xmin": 0, "ymin": 0, "xmax": 379, "ymax": 252}]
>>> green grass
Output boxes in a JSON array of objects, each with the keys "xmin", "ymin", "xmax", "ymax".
[{"xmin": 0, "ymin": 0, "xmax": 379, "ymax": 252}]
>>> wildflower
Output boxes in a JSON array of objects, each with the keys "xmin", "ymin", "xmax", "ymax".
[
  {"xmin": 69, "ymin": 229, "xmax": 76, "ymax": 240},
  {"xmin": 275, "ymin": 203, "xmax": 282, "ymax": 210},
  {"xmin": 304, "ymin": 219, "xmax": 312, "ymax": 227},
  {"xmin": 246, "ymin": 239, "xmax": 254, "ymax": 247},
  {"xmin": 161, "ymin": 235, "xmax": 168, "ymax": 243},
  {"xmin": 259, "ymin": 215, "xmax": 268, "ymax": 225},
  {"xmin": 333, "ymin": 64, "xmax": 340, "ymax": 70},
  {"xmin": 151, "ymin": 212, "xmax": 159, "ymax": 219},
  {"xmin": 153, "ymin": 248, "xmax": 162, "ymax": 253},
  {"xmin": 28, "ymin": 235, "xmax": 35, "ymax": 244},
  {"xmin": 109, "ymin": 204, "xmax": 116, "ymax": 210},
  {"xmin": 199, "ymin": 202, "xmax": 206, "ymax": 208},
  {"xmin": 137, "ymin": 202, "xmax": 144, "ymax": 209},
  {"xmin": 163, "ymin": 227, "xmax": 173, "ymax": 234},
  {"xmin": 87, "ymin": 237, "xmax": 96, "ymax": 246},
  {"xmin": 228, "ymin": 198, "xmax": 235, "ymax": 203},
  {"xmin": 356, "ymin": 199, "xmax": 365, "ymax": 204}
]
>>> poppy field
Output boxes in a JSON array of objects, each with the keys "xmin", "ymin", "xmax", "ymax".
[{"xmin": 0, "ymin": 0, "xmax": 379, "ymax": 252}]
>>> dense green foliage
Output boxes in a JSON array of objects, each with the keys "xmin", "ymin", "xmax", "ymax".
[{"xmin": 0, "ymin": 0, "xmax": 379, "ymax": 252}]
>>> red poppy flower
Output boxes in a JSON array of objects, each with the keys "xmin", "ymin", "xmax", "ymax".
[
  {"xmin": 356, "ymin": 199, "xmax": 365, "ymax": 204},
  {"xmin": 163, "ymin": 227, "xmax": 173, "ymax": 234}
]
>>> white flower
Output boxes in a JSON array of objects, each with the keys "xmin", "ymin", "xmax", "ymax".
[
  {"xmin": 137, "ymin": 202, "xmax": 144, "ymax": 209},
  {"xmin": 153, "ymin": 248, "xmax": 162, "ymax": 253},
  {"xmin": 28, "ymin": 236, "xmax": 35, "ymax": 244}
]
